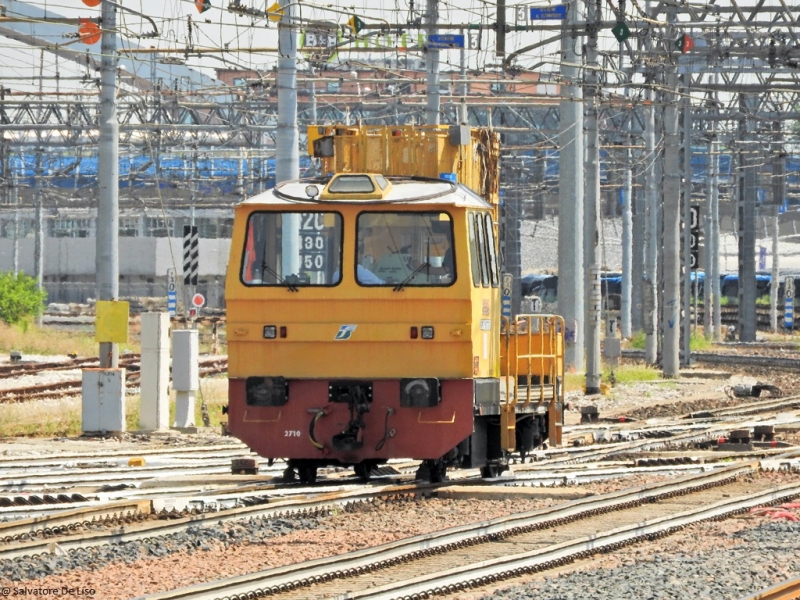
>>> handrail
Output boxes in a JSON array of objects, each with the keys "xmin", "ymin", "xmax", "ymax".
[{"xmin": 500, "ymin": 313, "xmax": 565, "ymax": 450}]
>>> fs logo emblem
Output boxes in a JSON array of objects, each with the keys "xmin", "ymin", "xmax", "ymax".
[{"xmin": 334, "ymin": 324, "xmax": 358, "ymax": 340}]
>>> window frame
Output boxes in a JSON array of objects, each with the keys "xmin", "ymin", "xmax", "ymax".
[
  {"xmin": 355, "ymin": 210, "xmax": 456, "ymax": 288},
  {"xmin": 240, "ymin": 210, "xmax": 344, "ymax": 288},
  {"xmin": 474, "ymin": 212, "xmax": 490, "ymax": 287},
  {"xmin": 483, "ymin": 213, "xmax": 500, "ymax": 287},
  {"xmin": 467, "ymin": 212, "xmax": 482, "ymax": 288}
]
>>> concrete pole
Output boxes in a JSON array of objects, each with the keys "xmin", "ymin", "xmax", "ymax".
[
  {"xmin": 738, "ymin": 93, "xmax": 757, "ymax": 342},
  {"xmin": 191, "ymin": 150, "xmax": 198, "ymax": 210},
  {"xmin": 557, "ymin": 0, "xmax": 584, "ymax": 372},
  {"xmin": 771, "ymin": 122, "xmax": 784, "ymax": 334},
  {"xmin": 704, "ymin": 131, "xmax": 715, "ymax": 339},
  {"xmin": 277, "ymin": 0, "xmax": 300, "ymax": 276},
  {"xmin": 620, "ymin": 35, "xmax": 632, "ymax": 340},
  {"xmin": 681, "ymin": 87, "xmax": 692, "ymax": 364},
  {"xmin": 711, "ymin": 111, "xmax": 722, "ymax": 342},
  {"xmin": 425, "ymin": 0, "xmax": 440, "ymax": 125},
  {"xmin": 11, "ymin": 169, "xmax": 18, "ymax": 277},
  {"xmin": 34, "ymin": 150, "xmax": 43, "ymax": 326},
  {"xmin": 237, "ymin": 147, "xmax": 245, "ymax": 202},
  {"xmin": 771, "ymin": 205, "xmax": 780, "ymax": 333},
  {"xmin": 309, "ymin": 75, "xmax": 317, "ymax": 123},
  {"xmin": 97, "ymin": 0, "xmax": 119, "ymax": 367},
  {"xmin": 276, "ymin": 0, "xmax": 298, "ymax": 185},
  {"xmin": 662, "ymin": 69, "xmax": 681, "ymax": 378},
  {"xmin": 631, "ymin": 160, "xmax": 645, "ymax": 333},
  {"xmin": 644, "ymin": 87, "xmax": 658, "ymax": 363},
  {"xmin": 459, "ymin": 28, "xmax": 468, "ymax": 98},
  {"xmin": 621, "ymin": 126, "xmax": 633, "ymax": 339},
  {"xmin": 583, "ymin": 0, "xmax": 601, "ymax": 393}
]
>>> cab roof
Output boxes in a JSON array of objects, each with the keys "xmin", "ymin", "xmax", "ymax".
[{"xmin": 240, "ymin": 176, "xmax": 493, "ymax": 210}]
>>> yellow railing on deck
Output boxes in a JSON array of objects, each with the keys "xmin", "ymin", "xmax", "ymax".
[{"xmin": 500, "ymin": 314, "xmax": 565, "ymax": 451}]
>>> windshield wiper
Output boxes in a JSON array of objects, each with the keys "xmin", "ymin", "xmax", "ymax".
[
  {"xmin": 393, "ymin": 262, "xmax": 430, "ymax": 292},
  {"xmin": 261, "ymin": 260, "xmax": 299, "ymax": 292}
]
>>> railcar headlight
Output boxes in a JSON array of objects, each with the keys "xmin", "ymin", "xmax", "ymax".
[
  {"xmin": 246, "ymin": 376, "xmax": 288, "ymax": 406},
  {"xmin": 263, "ymin": 325, "xmax": 277, "ymax": 339},
  {"xmin": 400, "ymin": 378, "xmax": 441, "ymax": 408},
  {"xmin": 421, "ymin": 326, "xmax": 435, "ymax": 339}
]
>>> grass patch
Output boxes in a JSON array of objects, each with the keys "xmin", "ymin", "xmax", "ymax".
[
  {"xmin": 564, "ymin": 372, "xmax": 584, "ymax": 393},
  {"xmin": 0, "ymin": 321, "xmax": 103, "ymax": 357},
  {"xmin": 690, "ymin": 331, "xmax": 713, "ymax": 351},
  {"xmin": 628, "ymin": 330, "xmax": 646, "ymax": 349},
  {"xmin": 0, "ymin": 396, "xmax": 84, "ymax": 438},
  {"xmin": 603, "ymin": 363, "xmax": 661, "ymax": 384}
]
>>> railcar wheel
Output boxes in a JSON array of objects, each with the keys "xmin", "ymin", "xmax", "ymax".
[
  {"xmin": 481, "ymin": 465, "xmax": 503, "ymax": 479},
  {"xmin": 298, "ymin": 466, "xmax": 317, "ymax": 484},
  {"xmin": 354, "ymin": 463, "xmax": 373, "ymax": 481},
  {"xmin": 414, "ymin": 459, "xmax": 447, "ymax": 483},
  {"xmin": 282, "ymin": 466, "xmax": 297, "ymax": 482},
  {"xmin": 428, "ymin": 459, "xmax": 447, "ymax": 483}
]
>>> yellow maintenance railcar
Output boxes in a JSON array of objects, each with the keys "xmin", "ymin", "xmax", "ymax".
[{"xmin": 224, "ymin": 126, "xmax": 563, "ymax": 483}]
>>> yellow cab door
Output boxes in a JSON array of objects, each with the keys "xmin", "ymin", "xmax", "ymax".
[{"xmin": 467, "ymin": 210, "xmax": 500, "ymax": 378}]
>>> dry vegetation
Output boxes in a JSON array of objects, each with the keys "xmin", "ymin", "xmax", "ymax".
[
  {"xmin": 0, "ymin": 378, "xmax": 229, "ymax": 438},
  {"xmin": 0, "ymin": 321, "xmax": 104, "ymax": 357}
]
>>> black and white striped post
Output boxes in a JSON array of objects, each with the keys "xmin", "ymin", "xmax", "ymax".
[{"xmin": 183, "ymin": 225, "xmax": 199, "ymax": 321}]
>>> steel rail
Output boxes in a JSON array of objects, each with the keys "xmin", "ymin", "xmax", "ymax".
[
  {"xmin": 740, "ymin": 576, "xmax": 800, "ymax": 600},
  {"xmin": 0, "ymin": 362, "xmax": 228, "ymax": 403},
  {"xmin": 136, "ymin": 463, "xmax": 763, "ymax": 600},
  {"xmin": 347, "ymin": 482, "xmax": 800, "ymax": 600},
  {"xmin": 621, "ymin": 349, "xmax": 800, "ymax": 371},
  {"xmin": 544, "ymin": 424, "xmax": 727, "ymax": 465},
  {"xmin": 0, "ymin": 444, "xmax": 250, "ymax": 469},
  {"xmin": 0, "ymin": 499, "xmax": 151, "ymax": 541},
  {"xmin": 0, "ymin": 483, "xmax": 435, "ymax": 561},
  {"xmin": 0, "ymin": 461, "xmax": 266, "ymax": 491}
]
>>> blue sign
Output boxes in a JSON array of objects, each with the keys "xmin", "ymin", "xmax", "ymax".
[
  {"xmin": 502, "ymin": 299, "xmax": 511, "ymax": 319},
  {"xmin": 428, "ymin": 34, "xmax": 465, "ymax": 48},
  {"xmin": 530, "ymin": 5, "xmax": 566, "ymax": 20},
  {"xmin": 785, "ymin": 298, "xmax": 793, "ymax": 329},
  {"xmin": 167, "ymin": 291, "xmax": 177, "ymax": 317}
]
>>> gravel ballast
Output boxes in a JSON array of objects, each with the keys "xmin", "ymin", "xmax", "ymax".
[{"xmin": 470, "ymin": 519, "xmax": 800, "ymax": 600}]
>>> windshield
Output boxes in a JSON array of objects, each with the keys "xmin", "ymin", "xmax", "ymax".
[
  {"xmin": 356, "ymin": 212, "xmax": 455, "ymax": 287},
  {"xmin": 241, "ymin": 211, "xmax": 342, "ymax": 286}
]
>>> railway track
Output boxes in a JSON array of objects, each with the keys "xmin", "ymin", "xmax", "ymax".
[
  {"xmin": 622, "ymin": 348, "xmax": 800, "ymax": 371},
  {"xmin": 0, "ymin": 444, "xmax": 271, "ymax": 495},
  {"xmin": 1, "ymin": 454, "xmax": 762, "ymax": 541},
  {"xmin": 136, "ymin": 462, "xmax": 800, "ymax": 600},
  {"xmin": 0, "ymin": 482, "xmax": 440, "ymax": 561},
  {"xmin": 0, "ymin": 356, "xmax": 228, "ymax": 403},
  {"xmin": 741, "ymin": 576, "xmax": 800, "ymax": 600}
]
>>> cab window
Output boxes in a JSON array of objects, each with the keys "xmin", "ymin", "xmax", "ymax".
[
  {"xmin": 483, "ymin": 213, "xmax": 499, "ymax": 287},
  {"xmin": 241, "ymin": 211, "xmax": 342, "ymax": 286},
  {"xmin": 474, "ymin": 212, "xmax": 490, "ymax": 287},
  {"xmin": 468, "ymin": 212, "xmax": 482, "ymax": 287},
  {"xmin": 356, "ymin": 212, "xmax": 455, "ymax": 286}
]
